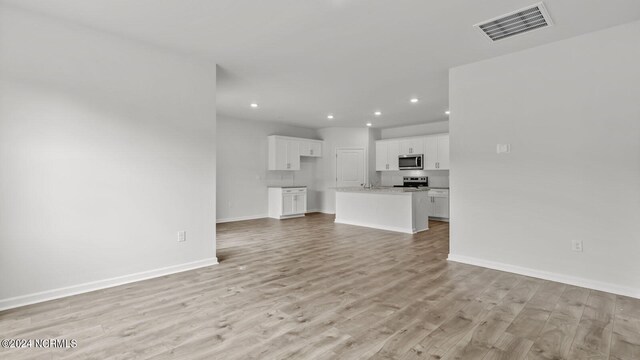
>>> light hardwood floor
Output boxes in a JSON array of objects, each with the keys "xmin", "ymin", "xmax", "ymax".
[{"xmin": 1, "ymin": 213, "xmax": 639, "ymax": 359}]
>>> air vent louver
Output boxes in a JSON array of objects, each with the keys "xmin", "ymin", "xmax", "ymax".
[{"xmin": 475, "ymin": 2, "xmax": 553, "ymax": 42}]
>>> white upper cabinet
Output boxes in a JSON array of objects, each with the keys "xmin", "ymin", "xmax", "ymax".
[
  {"xmin": 299, "ymin": 139, "xmax": 322, "ymax": 157},
  {"xmin": 424, "ymin": 134, "xmax": 449, "ymax": 170},
  {"xmin": 309, "ymin": 142, "xmax": 322, "ymax": 157},
  {"xmin": 399, "ymin": 137, "xmax": 424, "ymax": 155},
  {"xmin": 436, "ymin": 134, "xmax": 449, "ymax": 170},
  {"xmin": 424, "ymin": 136, "xmax": 438, "ymax": 170},
  {"xmin": 287, "ymin": 140, "xmax": 300, "ymax": 170},
  {"xmin": 376, "ymin": 133, "xmax": 449, "ymax": 172},
  {"xmin": 375, "ymin": 140, "xmax": 400, "ymax": 171},
  {"xmin": 375, "ymin": 141, "xmax": 388, "ymax": 171},
  {"xmin": 387, "ymin": 141, "xmax": 400, "ymax": 170},
  {"xmin": 268, "ymin": 136, "xmax": 322, "ymax": 171}
]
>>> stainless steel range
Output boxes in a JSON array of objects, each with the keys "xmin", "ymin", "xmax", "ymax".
[{"xmin": 394, "ymin": 176, "xmax": 428, "ymax": 188}]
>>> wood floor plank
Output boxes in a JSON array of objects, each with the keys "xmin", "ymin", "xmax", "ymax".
[
  {"xmin": 1, "ymin": 214, "xmax": 637, "ymax": 360},
  {"xmin": 504, "ymin": 282, "xmax": 566, "ymax": 341},
  {"xmin": 566, "ymin": 290, "xmax": 616, "ymax": 360},
  {"xmin": 437, "ymin": 278, "xmax": 541, "ymax": 360},
  {"xmin": 610, "ymin": 295, "xmax": 640, "ymax": 360},
  {"xmin": 483, "ymin": 332, "xmax": 533, "ymax": 360},
  {"xmin": 526, "ymin": 286, "xmax": 590, "ymax": 360}
]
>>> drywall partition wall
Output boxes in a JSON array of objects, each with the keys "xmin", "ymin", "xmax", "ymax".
[
  {"xmin": 380, "ymin": 121, "xmax": 449, "ymax": 139},
  {"xmin": 317, "ymin": 127, "xmax": 370, "ymax": 214},
  {"xmin": 216, "ymin": 116, "xmax": 321, "ymax": 222},
  {"xmin": 449, "ymin": 20, "xmax": 640, "ymax": 297},
  {"xmin": 0, "ymin": 5, "xmax": 217, "ymax": 309}
]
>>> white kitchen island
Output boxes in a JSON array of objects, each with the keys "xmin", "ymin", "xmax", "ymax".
[{"xmin": 335, "ymin": 188, "xmax": 430, "ymax": 234}]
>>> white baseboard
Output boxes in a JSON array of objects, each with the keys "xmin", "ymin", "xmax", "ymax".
[
  {"xmin": 217, "ymin": 211, "xmax": 325, "ymax": 223},
  {"xmin": 0, "ymin": 257, "xmax": 219, "ymax": 311},
  {"xmin": 447, "ymin": 254, "xmax": 639, "ymax": 299},
  {"xmin": 216, "ymin": 214, "xmax": 267, "ymax": 223},
  {"xmin": 335, "ymin": 218, "xmax": 414, "ymax": 234}
]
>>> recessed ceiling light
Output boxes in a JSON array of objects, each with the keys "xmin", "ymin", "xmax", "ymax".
[
  {"xmin": 410, "ymin": 98, "xmax": 419, "ymax": 103},
  {"xmin": 445, "ymin": 110, "xmax": 450, "ymax": 115},
  {"xmin": 250, "ymin": 103, "xmax": 258, "ymax": 108},
  {"xmin": 366, "ymin": 122, "xmax": 372, "ymax": 127},
  {"xmin": 374, "ymin": 111, "xmax": 382, "ymax": 116},
  {"xmin": 327, "ymin": 114, "xmax": 334, "ymax": 119}
]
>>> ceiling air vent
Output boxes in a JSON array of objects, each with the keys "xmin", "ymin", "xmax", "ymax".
[{"xmin": 475, "ymin": 2, "xmax": 553, "ymax": 42}]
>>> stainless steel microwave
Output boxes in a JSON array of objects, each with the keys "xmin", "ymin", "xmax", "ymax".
[{"xmin": 399, "ymin": 154, "xmax": 423, "ymax": 170}]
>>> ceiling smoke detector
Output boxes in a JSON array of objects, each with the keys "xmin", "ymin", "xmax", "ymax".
[{"xmin": 475, "ymin": 2, "xmax": 553, "ymax": 42}]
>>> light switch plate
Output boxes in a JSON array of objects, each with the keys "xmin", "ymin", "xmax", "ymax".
[
  {"xmin": 571, "ymin": 240, "xmax": 583, "ymax": 252},
  {"xmin": 178, "ymin": 231, "xmax": 186, "ymax": 242},
  {"xmin": 497, "ymin": 144, "xmax": 511, "ymax": 154}
]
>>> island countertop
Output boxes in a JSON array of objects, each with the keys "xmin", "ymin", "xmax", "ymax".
[
  {"xmin": 335, "ymin": 188, "xmax": 431, "ymax": 233},
  {"xmin": 334, "ymin": 187, "xmax": 431, "ymax": 194}
]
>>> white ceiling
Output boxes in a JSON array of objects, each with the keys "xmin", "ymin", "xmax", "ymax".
[{"xmin": 4, "ymin": 0, "xmax": 640, "ymax": 128}]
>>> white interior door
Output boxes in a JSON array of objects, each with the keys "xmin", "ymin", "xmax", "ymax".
[{"xmin": 336, "ymin": 148, "xmax": 365, "ymax": 187}]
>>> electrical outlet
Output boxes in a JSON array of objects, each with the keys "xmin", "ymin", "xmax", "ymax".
[
  {"xmin": 571, "ymin": 240, "xmax": 583, "ymax": 252},
  {"xmin": 178, "ymin": 231, "xmax": 186, "ymax": 242}
]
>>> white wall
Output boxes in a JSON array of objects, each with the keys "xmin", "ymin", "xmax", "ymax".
[
  {"xmin": 317, "ymin": 127, "xmax": 371, "ymax": 213},
  {"xmin": 216, "ymin": 116, "xmax": 321, "ymax": 221},
  {"xmin": 449, "ymin": 21, "xmax": 640, "ymax": 297},
  {"xmin": 380, "ymin": 121, "xmax": 449, "ymax": 139},
  {"xmin": 0, "ymin": 5, "xmax": 217, "ymax": 308}
]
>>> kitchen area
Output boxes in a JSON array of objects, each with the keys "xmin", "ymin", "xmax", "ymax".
[
  {"xmin": 264, "ymin": 131, "xmax": 450, "ymax": 234},
  {"xmin": 335, "ymin": 133, "xmax": 450, "ymax": 234}
]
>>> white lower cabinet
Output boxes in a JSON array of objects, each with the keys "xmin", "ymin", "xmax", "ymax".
[
  {"xmin": 268, "ymin": 187, "xmax": 307, "ymax": 219},
  {"xmin": 427, "ymin": 189, "xmax": 449, "ymax": 220}
]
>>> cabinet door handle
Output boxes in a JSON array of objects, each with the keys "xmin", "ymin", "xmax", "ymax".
[{"xmin": 310, "ymin": 149, "xmax": 313, "ymax": 155}]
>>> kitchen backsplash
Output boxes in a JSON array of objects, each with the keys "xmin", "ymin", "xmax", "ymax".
[{"xmin": 380, "ymin": 170, "xmax": 449, "ymax": 188}]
